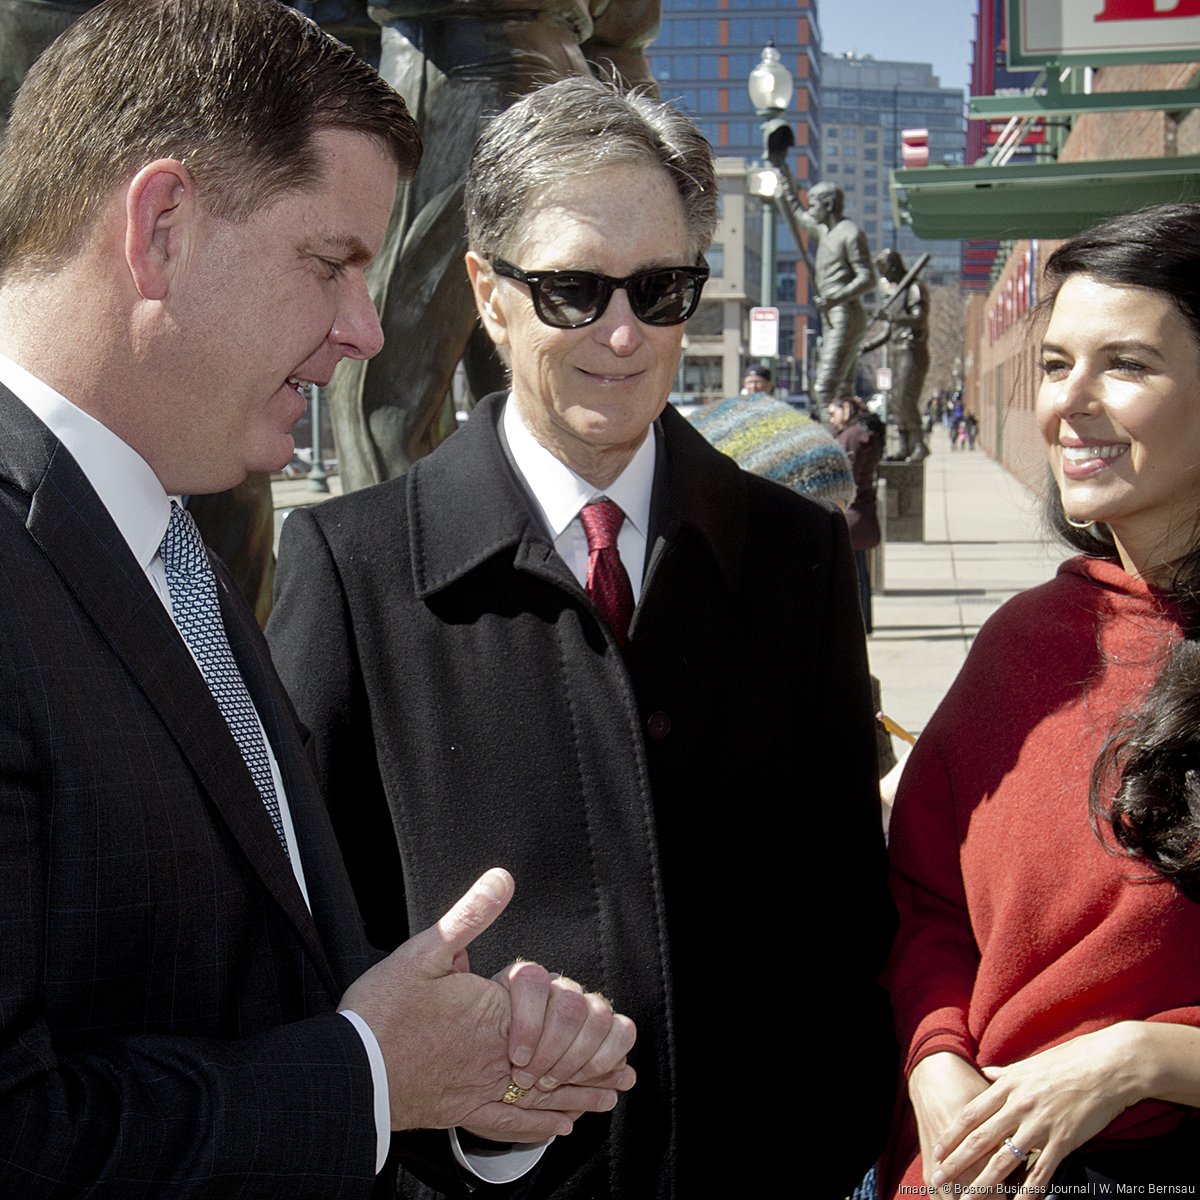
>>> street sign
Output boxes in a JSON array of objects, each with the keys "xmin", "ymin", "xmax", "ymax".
[
  {"xmin": 749, "ymin": 306, "xmax": 779, "ymax": 357},
  {"xmin": 876, "ymin": 366, "xmax": 894, "ymax": 391}
]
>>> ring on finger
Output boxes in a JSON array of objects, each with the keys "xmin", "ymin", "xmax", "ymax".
[
  {"xmin": 1003, "ymin": 1136, "xmax": 1027, "ymax": 1161},
  {"xmin": 501, "ymin": 1081, "xmax": 530, "ymax": 1104}
]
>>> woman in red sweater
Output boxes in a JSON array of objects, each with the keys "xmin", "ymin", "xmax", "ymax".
[{"xmin": 885, "ymin": 204, "xmax": 1200, "ymax": 1195}]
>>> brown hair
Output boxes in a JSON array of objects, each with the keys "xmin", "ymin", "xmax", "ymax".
[{"xmin": 0, "ymin": 0, "xmax": 421, "ymax": 279}]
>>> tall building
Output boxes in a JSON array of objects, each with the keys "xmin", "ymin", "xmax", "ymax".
[
  {"xmin": 818, "ymin": 53, "xmax": 965, "ymax": 287},
  {"xmin": 649, "ymin": 2, "xmax": 820, "ymax": 391}
]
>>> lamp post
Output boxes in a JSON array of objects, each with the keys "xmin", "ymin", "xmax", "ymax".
[
  {"xmin": 746, "ymin": 41, "xmax": 793, "ymax": 369},
  {"xmin": 307, "ymin": 384, "xmax": 330, "ymax": 493}
]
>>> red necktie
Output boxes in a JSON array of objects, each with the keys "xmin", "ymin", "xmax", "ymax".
[{"xmin": 579, "ymin": 499, "xmax": 635, "ymax": 646}]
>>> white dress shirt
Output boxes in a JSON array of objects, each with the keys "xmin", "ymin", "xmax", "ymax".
[{"xmin": 502, "ymin": 395, "xmax": 655, "ymax": 600}]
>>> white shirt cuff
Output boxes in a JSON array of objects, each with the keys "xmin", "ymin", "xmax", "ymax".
[
  {"xmin": 339, "ymin": 1009, "xmax": 390, "ymax": 1173},
  {"xmin": 450, "ymin": 1130, "xmax": 552, "ymax": 1183}
]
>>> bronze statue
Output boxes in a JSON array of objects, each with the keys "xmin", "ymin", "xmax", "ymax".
[
  {"xmin": 326, "ymin": 1, "xmax": 661, "ymax": 490},
  {"xmin": 865, "ymin": 248, "xmax": 931, "ymax": 463},
  {"xmin": 0, "ymin": 1, "xmax": 92, "ymax": 135},
  {"xmin": 776, "ymin": 176, "xmax": 875, "ymax": 408}
]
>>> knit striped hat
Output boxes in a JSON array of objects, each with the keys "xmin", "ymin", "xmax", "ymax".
[{"xmin": 686, "ymin": 396, "xmax": 854, "ymax": 509}]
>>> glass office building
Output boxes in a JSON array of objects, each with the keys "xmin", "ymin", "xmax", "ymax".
[{"xmin": 820, "ymin": 53, "xmax": 965, "ymax": 287}]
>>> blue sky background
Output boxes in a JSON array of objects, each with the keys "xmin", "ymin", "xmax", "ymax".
[{"xmin": 816, "ymin": 0, "xmax": 978, "ymax": 94}]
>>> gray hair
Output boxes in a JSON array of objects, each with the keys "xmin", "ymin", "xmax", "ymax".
[
  {"xmin": 809, "ymin": 181, "xmax": 845, "ymax": 220},
  {"xmin": 465, "ymin": 76, "xmax": 718, "ymax": 261}
]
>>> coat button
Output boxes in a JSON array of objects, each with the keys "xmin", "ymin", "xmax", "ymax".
[{"xmin": 646, "ymin": 711, "xmax": 671, "ymax": 740}]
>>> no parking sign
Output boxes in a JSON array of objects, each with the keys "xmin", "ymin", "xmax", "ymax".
[{"xmin": 749, "ymin": 307, "xmax": 779, "ymax": 358}]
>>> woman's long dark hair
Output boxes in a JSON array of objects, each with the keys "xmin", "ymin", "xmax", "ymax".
[{"xmin": 1043, "ymin": 204, "xmax": 1200, "ymax": 901}]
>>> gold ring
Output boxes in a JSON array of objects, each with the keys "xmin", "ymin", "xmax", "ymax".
[{"xmin": 501, "ymin": 1081, "xmax": 530, "ymax": 1104}]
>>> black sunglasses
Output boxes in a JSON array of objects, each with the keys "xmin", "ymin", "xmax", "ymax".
[{"xmin": 491, "ymin": 257, "xmax": 710, "ymax": 329}]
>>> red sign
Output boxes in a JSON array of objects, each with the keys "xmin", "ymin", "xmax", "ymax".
[{"xmin": 1096, "ymin": 0, "xmax": 1200, "ymax": 18}]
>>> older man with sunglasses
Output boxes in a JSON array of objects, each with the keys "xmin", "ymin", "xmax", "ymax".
[{"xmin": 269, "ymin": 76, "xmax": 895, "ymax": 1199}]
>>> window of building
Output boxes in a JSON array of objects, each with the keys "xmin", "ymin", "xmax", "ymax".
[
  {"xmin": 864, "ymin": 147, "xmax": 877, "ymax": 161},
  {"xmin": 752, "ymin": 18, "xmax": 781, "ymax": 43},
  {"xmin": 864, "ymin": 128, "xmax": 878, "ymax": 143},
  {"xmin": 670, "ymin": 55, "xmax": 699, "ymax": 78}
]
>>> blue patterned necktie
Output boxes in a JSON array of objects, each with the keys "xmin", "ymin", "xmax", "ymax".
[{"xmin": 159, "ymin": 501, "xmax": 289, "ymax": 856}]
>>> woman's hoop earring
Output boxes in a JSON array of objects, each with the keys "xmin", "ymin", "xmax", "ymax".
[{"xmin": 1064, "ymin": 514, "xmax": 1096, "ymax": 530}]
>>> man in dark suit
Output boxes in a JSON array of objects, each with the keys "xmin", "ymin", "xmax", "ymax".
[
  {"xmin": 269, "ymin": 76, "xmax": 896, "ymax": 1198},
  {"xmin": 0, "ymin": 3, "xmax": 634, "ymax": 1195}
]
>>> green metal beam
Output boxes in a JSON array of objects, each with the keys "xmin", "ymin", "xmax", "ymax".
[
  {"xmin": 970, "ymin": 89, "xmax": 1200, "ymax": 119},
  {"xmin": 890, "ymin": 155, "xmax": 1200, "ymax": 241}
]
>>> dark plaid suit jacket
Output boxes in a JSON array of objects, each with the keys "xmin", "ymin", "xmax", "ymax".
[{"xmin": 0, "ymin": 383, "xmax": 382, "ymax": 1196}]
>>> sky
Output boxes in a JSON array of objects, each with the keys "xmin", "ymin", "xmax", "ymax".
[{"xmin": 816, "ymin": 0, "xmax": 978, "ymax": 94}]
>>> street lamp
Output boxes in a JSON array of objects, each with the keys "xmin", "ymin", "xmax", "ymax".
[
  {"xmin": 747, "ymin": 40, "xmax": 793, "ymax": 116},
  {"xmin": 746, "ymin": 40, "xmax": 794, "ymax": 347}
]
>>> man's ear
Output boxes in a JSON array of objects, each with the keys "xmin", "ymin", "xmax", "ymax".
[
  {"xmin": 465, "ymin": 250, "xmax": 509, "ymax": 347},
  {"xmin": 124, "ymin": 159, "xmax": 195, "ymax": 301}
]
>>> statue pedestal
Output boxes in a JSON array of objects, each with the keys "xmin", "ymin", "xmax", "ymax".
[{"xmin": 879, "ymin": 460, "xmax": 925, "ymax": 543}]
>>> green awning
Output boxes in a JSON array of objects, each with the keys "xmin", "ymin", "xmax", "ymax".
[{"xmin": 891, "ymin": 155, "xmax": 1200, "ymax": 240}]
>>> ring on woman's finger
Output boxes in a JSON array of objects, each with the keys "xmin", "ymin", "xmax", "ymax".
[
  {"xmin": 1002, "ymin": 1136, "xmax": 1028, "ymax": 1161},
  {"xmin": 501, "ymin": 1080, "xmax": 531, "ymax": 1104}
]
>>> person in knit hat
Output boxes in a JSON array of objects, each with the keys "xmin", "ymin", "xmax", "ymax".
[{"xmin": 686, "ymin": 393, "xmax": 854, "ymax": 511}]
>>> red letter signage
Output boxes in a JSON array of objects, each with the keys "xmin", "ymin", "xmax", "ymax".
[{"xmin": 1096, "ymin": 0, "xmax": 1200, "ymax": 19}]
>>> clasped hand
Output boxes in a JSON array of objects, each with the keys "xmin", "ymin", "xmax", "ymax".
[
  {"xmin": 915, "ymin": 1028, "xmax": 1141, "ymax": 1194},
  {"xmin": 340, "ymin": 868, "xmax": 636, "ymax": 1143}
]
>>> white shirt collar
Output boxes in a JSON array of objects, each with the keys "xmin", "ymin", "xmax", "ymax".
[
  {"xmin": 501, "ymin": 393, "xmax": 655, "ymax": 537},
  {"xmin": 0, "ymin": 353, "xmax": 172, "ymax": 569}
]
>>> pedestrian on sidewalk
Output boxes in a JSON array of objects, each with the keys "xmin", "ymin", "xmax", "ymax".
[
  {"xmin": 829, "ymin": 393, "xmax": 885, "ymax": 633},
  {"xmin": 881, "ymin": 202, "xmax": 1200, "ymax": 1197}
]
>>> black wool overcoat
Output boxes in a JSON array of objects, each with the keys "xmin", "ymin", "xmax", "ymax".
[{"xmin": 269, "ymin": 393, "xmax": 897, "ymax": 1199}]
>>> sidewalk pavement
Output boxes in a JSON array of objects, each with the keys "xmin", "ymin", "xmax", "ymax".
[
  {"xmin": 869, "ymin": 425, "xmax": 1064, "ymax": 742},
  {"xmin": 269, "ymin": 427, "xmax": 1066, "ymax": 745}
]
